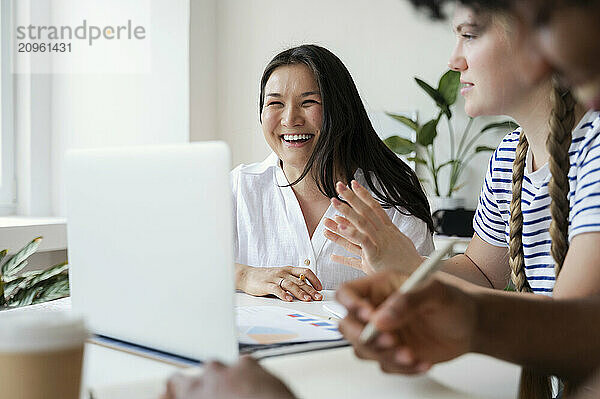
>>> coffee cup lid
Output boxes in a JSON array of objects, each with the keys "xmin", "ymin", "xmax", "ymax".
[{"xmin": 0, "ymin": 310, "xmax": 88, "ymax": 352}]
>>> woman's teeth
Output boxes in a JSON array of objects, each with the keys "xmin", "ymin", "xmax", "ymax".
[{"xmin": 283, "ymin": 134, "xmax": 313, "ymax": 141}]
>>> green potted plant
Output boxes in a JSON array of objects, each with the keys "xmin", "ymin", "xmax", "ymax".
[
  {"xmin": 384, "ymin": 70, "xmax": 515, "ymax": 212},
  {"xmin": 0, "ymin": 237, "xmax": 70, "ymax": 309}
]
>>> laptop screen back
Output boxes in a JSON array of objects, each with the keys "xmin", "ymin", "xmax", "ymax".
[{"xmin": 66, "ymin": 142, "xmax": 237, "ymax": 363}]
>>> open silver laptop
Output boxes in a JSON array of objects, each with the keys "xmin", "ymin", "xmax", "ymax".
[{"xmin": 65, "ymin": 142, "xmax": 238, "ymax": 363}]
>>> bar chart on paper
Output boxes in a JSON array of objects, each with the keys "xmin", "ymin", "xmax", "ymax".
[{"xmin": 237, "ymin": 306, "xmax": 342, "ymax": 345}]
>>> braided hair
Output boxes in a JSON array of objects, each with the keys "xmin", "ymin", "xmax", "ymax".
[{"xmin": 508, "ymin": 77, "xmax": 576, "ymax": 398}]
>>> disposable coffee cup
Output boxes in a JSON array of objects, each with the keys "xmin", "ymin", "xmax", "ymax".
[{"xmin": 0, "ymin": 310, "xmax": 88, "ymax": 399}]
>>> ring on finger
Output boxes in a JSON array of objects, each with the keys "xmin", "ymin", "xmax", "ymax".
[
  {"xmin": 279, "ymin": 278, "xmax": 285, "ymax": 289},
  {"xmin": 299, "ymin": 274, "xmax": 306, "ymax": 283}
]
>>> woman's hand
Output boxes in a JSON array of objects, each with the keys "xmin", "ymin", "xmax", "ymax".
[
  {"xmin": 162, "ymin": 356, "xmax": 297, "ymax": 399},
  {"xmin": 236, "ymin": 264, "xmax": 323, "ymax": 302},
  {"xmin": 336, "ymin": 272, "xmax": 477, "ymax": 374},
  {"xmin": 323, "ymin": 180, "xmax": 424, "ymax": 274}
]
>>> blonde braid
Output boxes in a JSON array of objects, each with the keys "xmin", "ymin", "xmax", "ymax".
[
  {"xmin": 547, "ymin": 77, "xmax": 576, "ymax": 277},
  {"xmin": 509, "ymin": 131, "xmax": 531, "ymax": 293},
  {"xmin": 510, "ymin": 132, "xmax": 552, "ymax": 398},
  {"xmin": 518, "ymin": 79, "xmax": 577, "ymax": 399}
]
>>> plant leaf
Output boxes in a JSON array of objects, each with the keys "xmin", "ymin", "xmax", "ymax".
[
  {"xmin": 1, "ymin": 237, "xmax": 42, "ymax": 276},
  {"xmin": 436, "ymin": 160, "xmax": 456, "ymax": 172},
  {"xmin": 480, "ymin": 120, "xmax": 518, "ymax": 133},
  {"xmin": 385, "ymin": 112, "xmax": 418, "ymax": 131},
  {"xmin": 4, "ymin": 263, "xmax": 68, "ymax": 305},
  {"xmin": 407, "ymin": 156, "xmax": 427, "ymax": 165},
  {"xmin": 10, "ymin": 286, "xmax": 45, "ymax": 308},
  {"xmin": 6, "ymin": 272, "xmax": 69, "ymax": 308},
  {"xmin": 4, "ymin": 260, "xmax": 29, "ymax": 280},
  {"xmin": 475, "ymin": 145, "xmax": 497, "ymax": 152},
  {"xmin": 3, "ymin": 276, "xmax": 26, "ymax": 298},
  {"xmin": 415, "ymin": 77, "xmax": 448, "ymax": 110},
  {"xmin": 0, "ymin": 249, "xmax": 7, "ymax": 267},
  {"xmin": 2, "ymin": 268, "xmax": 30, "ymax": 283},
  {"xmin": 383, "ymin": 136, "xmax": 416, "ymax": 155},
  {"xmin": 31, "ymin": 276, "xmax": 70, "ymax": 305},
  {"xmin": 27, "ymin": 272, "xmax": 69, "ymax": 299},
  {"xmin": 438, "ymin": 70, "xmax": 460, "ymax": 106},
  {"xmin": 416, "ymin": 119, "xmax": 439, "ymax": 147},
  {"xmin": 21, "ymin": 263, "xmax": 68, "ymax": 291}
]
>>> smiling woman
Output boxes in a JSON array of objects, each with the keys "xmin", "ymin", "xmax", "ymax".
[
  {"xmin": 261, "ymin": 64, "xmax": 323, "ymax": 175},
  {"xmin": 231, "ymin": 44, "xmax": 435, "ymax": 302}
]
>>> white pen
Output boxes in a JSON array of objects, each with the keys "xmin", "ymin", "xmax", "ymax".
[{"xmin": 358, "ymin": 241, "xmax": 455, "ymax": 345}]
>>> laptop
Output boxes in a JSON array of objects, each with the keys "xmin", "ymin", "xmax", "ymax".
[{"xmin": 65, "ymin": 142, "xmax": 238, "ymax": 363}]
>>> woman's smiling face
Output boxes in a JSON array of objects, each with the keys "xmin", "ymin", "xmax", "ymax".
[
  {"xmin": 448, "ymin": 6, "xmax": 531, "ymax": 117},
  {"xmin": 261, "ymin": 64, "xmax": 323, "ymax": 170},
  {"xmin": 448, "ymin": 4, "xmax": 554, "ymax": 118}
]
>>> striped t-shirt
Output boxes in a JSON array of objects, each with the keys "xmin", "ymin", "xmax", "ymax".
[{"xmin": 474, "ymin": 110, "xmax": 600, "ymax": 295}]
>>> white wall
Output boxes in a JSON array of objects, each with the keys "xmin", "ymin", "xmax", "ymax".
[
  {"xmin": 201, "ymin": 0, "xmax": 508, "ymax": 209},
  {"xmin": 190, "ymin": 0, "xmax": 217, "ymax": 141},
  {"xmin": 48, "ymin": 0, "xmax": 190, "ymax": 216},
  {"xmin": 14, "ymin": 0, "xmax": 510, "ymax": 217}
]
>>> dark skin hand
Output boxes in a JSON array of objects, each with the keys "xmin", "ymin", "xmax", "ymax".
[
  {"xmin": 161, "ymin": 356, "xmax": 296, "ymax": 399},
  {"xmin": 337, "ymin": 270, "xmax": 600, "ymax": 381},
  {"xmin": 336, "ymin": 270, "xmax": 478, "ymax": 375}
]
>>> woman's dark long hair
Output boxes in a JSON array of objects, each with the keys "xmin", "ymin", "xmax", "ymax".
[{"xmin": 259, "ymin": 44, "xmax": 434, "ymax": 232}]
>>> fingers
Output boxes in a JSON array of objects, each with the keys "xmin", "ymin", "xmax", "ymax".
[
  {"xmin": 336, "ymin": 282, "xmax": 375, "ymax": 322},
  {"xmin": 350, "ymin": 180, "xmax": 395, "ymax": 226},
  {"xmin": 338, "ymin": 313, "xmax": 368, "ymax": 346},
  {"xmin": 372, "ymin": 278, "xmax": 444, "ymax": 330},
  {"xmin": 165, "ymin": 372, "xmax": 202, "ymax": 398},
  {"xmin": 330, "ymin": 254, "xmax": 363, "ymax": 271},
  {"xmin": 163, "ymin": 379, "xmax": 176, "ymax": 399},
  {"xmin": 330, "ymin": 198, "xmax": 380, "ymax": 254},
  {"xmin": 323, "ymin": 224, "xmax": 362, "ymax": 256},
  {"xmin": 289, "ymin": 267, "xmax": 322, "ymax": 291},
  {"xmin": 331, "ymin": 194, "xmax": 377, "ymax": 238},
  {"xmin": 340, "ymin": 318, "xmax": 430, "ymax": 375},
  {"xmin": 205, "ymin": 360, "xmax": 226, "ymax": 373},
  {"xmin": 238, "ymin": 354, "xmax": 260, "ymax": 367},
  {"xmin": 386, "ymin": 345, "xmax": 432, "ymax": 374},
  {"xmin": 289, "ymin": 275, "xmax": 323, "ymax": 300},
  {"xmin": 332, "ymin": 215, "xmax": 379, "ymax": 256},
  {"xmin": 271, "ymin": 282, "xmax": 294, "ymax": 302},
  {"xmin": 326, "ymin": 214, "xmax": 372, "ymax": 247},
  {"xmin": 370, "ymin": 292, "xmax": 412, "ymax": 331},
  {"xmin": 281, "ymin": 278, "xmax": 316, "ymax": 302},
  {"xmin": 379, "ymin": 349, "xmax": 432, "ymax": 375},
  {"xmin": 330, "ymin": 197, "xmax": 372, "ymax": 235},
  {"xmin": 335, "ymin": 182, "xmax": 376, "ymax": 227}
]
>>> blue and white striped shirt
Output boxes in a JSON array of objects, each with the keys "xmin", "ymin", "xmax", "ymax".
[{"xmin": 474, "ymin": 110, "xmax": 600, "ymax": 295}]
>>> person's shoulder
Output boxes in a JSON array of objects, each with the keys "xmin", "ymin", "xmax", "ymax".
[
  {"xmin": 493, "ymin": 127, "xmax": 521, "ymax": 156},
  {"xmin": 573, "ymin": 110, "xmax": 600, "ymax": 145},
  {"xmin": 570, "ymin": 110, "xmax": 600, "ymax": 164},
  {"xmin": 580, "ymin": 109, "xmax": 600, "ymax": 130}
]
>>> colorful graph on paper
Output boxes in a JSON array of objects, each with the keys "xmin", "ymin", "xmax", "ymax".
[{"xmin": 237, "ymin": 306, "xmax": 342, "ymax": 345}]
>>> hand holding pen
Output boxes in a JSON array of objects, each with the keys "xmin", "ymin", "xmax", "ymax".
[{"xmin": 335, "ymin": 242, "xmax": 479, "ymax": 374}]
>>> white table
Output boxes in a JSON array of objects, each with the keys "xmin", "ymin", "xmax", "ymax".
[{"xmin": 8, "ymin": 294, "xmax": 519, "ymax": 399}]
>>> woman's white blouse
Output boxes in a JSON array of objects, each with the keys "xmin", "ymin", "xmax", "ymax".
[{"xmin": 231, "ymin": 153, "xmax": 434, "ymax": 290}]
